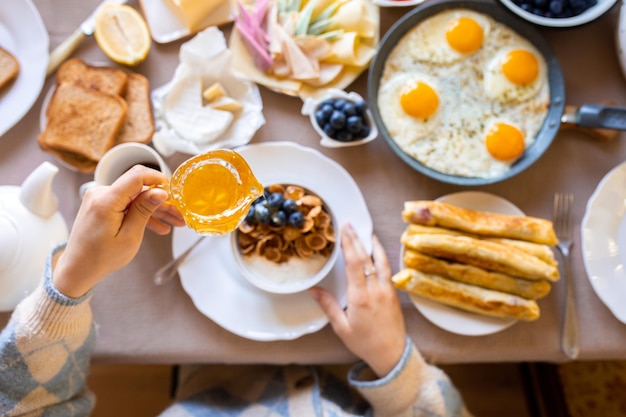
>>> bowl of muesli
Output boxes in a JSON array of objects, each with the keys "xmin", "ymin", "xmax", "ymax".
[{"xmin": 231, "ymin": 183, "xmax": 340, "ymax": 294}]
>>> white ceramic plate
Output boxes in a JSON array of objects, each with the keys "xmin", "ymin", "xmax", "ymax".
[
  {"xmin": 173, "ymin": 142, "xmax": 373, "ymax": 341},
  {"xmin": 0, "ymin": 0, "xmax": 48, "ymax": 137},
  {"xmin": 581, "ymin": 161, "xmax": 626, "ymax": 324},
  {"xmin": 139, "ymin": 0, "xmax": 235, "ymax": 44},
  {"xmin": 405, "ymin": 191, "xmax": 521, "ymax": 336},
  {"xmin": 499, "ymin": 0, "xmax": 618, "ymax": 28}
]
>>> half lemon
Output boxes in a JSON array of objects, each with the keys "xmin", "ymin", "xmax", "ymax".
[{"xmin": 94, "ymin": 4, "xmax": 151, "ymax": 66}]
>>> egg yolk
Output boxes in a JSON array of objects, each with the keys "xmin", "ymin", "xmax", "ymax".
[
  {"xmin": 446, "ymin": 17, "xmax": 483, "ymax": 54},
  {"xmin": 502, "ymin": 49, "xmax": 539, "ymax": 86},
  {"xmin": 400, "ymin": 81, "xmax": 439, "ymax": 119},
  {"xmin": 485, "ymin": 123, "xmax": 525, "ymax": 161}
]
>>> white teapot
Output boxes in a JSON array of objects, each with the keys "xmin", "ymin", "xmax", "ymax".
[{"xmin": 0, "ymin": 161, "xmax": 68, "ymax": 311}]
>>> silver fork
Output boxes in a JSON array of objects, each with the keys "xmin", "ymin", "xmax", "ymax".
[{"xmin": 553, "ymin": 193, "xmax": 579, "ymax": 359}]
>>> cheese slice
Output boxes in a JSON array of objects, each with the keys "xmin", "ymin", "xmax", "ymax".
[
  {"xmin": 163, "ymin": 0, "xmax": 227, "ymax": 31},
  {"xmin": 202, "ymin": 82, "xmax": 227, "ymax": 102}
]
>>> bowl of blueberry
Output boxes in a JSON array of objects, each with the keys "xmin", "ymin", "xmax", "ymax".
[
  {"xmin": 499, "ymin": 0, "xmax": 617, "ymax": 27},
  {"xmin": 232, "ymin": 183, "xmax": 339, "ymax": 294},
  {"xmin": 301, "ymin": 89, "xmax": 378, "ymax": 148}
]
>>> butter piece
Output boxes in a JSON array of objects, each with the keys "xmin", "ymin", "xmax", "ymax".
[
  {"xmin": 202, "ymin": 82, "xmax": 227, "ymax": 102},
  {"xmin": 209, "ymin": 96, "xmax": 243, "ymax": 112},
  {"xmin": 163, "ymin": 0, "xmax": 226, "ymax": 31}
]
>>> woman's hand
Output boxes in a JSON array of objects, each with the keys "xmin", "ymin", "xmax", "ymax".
[
  {"xmin": 52, "ymin": 165, "xmax": 185, "ymax": 298},
  {"xmin": 310, "ymin": 223, "xmax": 407, "ymax": 377}
]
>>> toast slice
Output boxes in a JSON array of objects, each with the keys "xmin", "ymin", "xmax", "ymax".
[
  {"xmin": 116, "ymin": 72, "xmax": 154, "ymax": 144},
  {"xmin": 0, "ymin": 47, "xmax": 19, "ymax": 92},
  {"xmin": 56, "ymin": 58, "xmax": 128, "ymax": 96},
  {"xmin": 38, "ymin": 83, "xmax": 127, "ymax": 169}
]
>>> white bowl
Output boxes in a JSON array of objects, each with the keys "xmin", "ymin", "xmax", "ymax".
[
  {"xmin": 301, "ymin": 89, "xmax": 378, "ymax": 148},
  {"xmin": 231, "ymin": 186, "xmax": 340, "ymax": 294},
  {"xmin": 372, "ymin": 0, "xmax": 426, "ymax": 7},
  {"xmin": 499, "ymin": 0, "xmax": 618, "ymax": 27}
]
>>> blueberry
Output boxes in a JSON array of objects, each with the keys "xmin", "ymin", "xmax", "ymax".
[
  {"xmin": 357, "ymin": 124, "xmax": 371, "ymax": 139},
  {"xmin": 281, "ymin": 198, "xmax": 298, "ymax": 214},
  {"xmin": 319, "ymin": 98, "xmax": 334, "ymax": 108},
  {"xmin": 332, "ymin": 98, "xmax": 348, "ymax": 110},
  {"xmin": 315, "ymin": 110, "xmax": 328, "ymax": 128},
  {"xmin": 343, "ymin": 102, "xmax": 357, "ymax": 117},
  {"xmin": 336, "ymin": 130, "xmax": 353, "ymax": 142},
  {"xmin": 271, "ymin": 210, "xmax": 287, "ymax": 227},
  {"xmin": 288, "ymin": 211, "xmax": 304, "ymax": 228},
  {"xmin": 254, "ymin": 204, "xmax": 271, "ymax": 224},
  {"xmin": 548, "ymin": 0, "xmax": 563, "ymax": 14},
  {"xmin": 320, "ymin": 103, "xmax": 334, "ymax": 119},
  {"xmin": 346, "ymin": 115, "xmax": 363, "ymax": 134},
  {"xmin": 267, "ymin": 192, "xmax": 284, "ymax": 211},
  {"xmin": 354, "ymin": 100, "xmax": 368, "ymax": 115},
  {"xmin": 323, "ymin": 123, "xmax": 336, "ymax": 138},
  {"xmin": 329, "ymin": 110, "xmax": 346, "ymax": 129},
  {"xmin": 244, "ymin": 205, "xmax": 257, "ymax": 224}
]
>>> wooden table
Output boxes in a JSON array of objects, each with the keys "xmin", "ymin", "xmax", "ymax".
[{"xmin": 2, "ymin": 0, "xmax": 626, "ymax": 364}]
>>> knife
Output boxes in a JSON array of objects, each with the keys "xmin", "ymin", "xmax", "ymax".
[{"xmin": 45, "ymin": 0, "xmax": 128, "ymax": 76}]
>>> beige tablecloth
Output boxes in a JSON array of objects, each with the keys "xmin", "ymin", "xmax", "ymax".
[{"xmin": 2, "ymin": 0, "xmax": 626, "ymax": 364}]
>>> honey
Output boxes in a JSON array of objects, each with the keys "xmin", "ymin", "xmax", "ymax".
[{"xmin": 169, "ymin": 149, "xmax": 263, "ymax": 235}]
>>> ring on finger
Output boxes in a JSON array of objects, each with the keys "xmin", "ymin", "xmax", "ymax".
[{"xmin": 363, "ymin": 264, "xmax": 376, "ymax": 277}]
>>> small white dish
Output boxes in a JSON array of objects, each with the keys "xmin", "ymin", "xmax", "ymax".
[
  {"xmin": 499, "ymin": 0, "xmax": 618, "ymax": 27},
  {"xmin": 138, "ymin": 0, "xmax": 236, "ymax": 44},
  {"xmin": 174, "ymin": 142, "xmax": 372, "ymax": 341},
  {"xmin": 301, "ymin": 89, "xmax": 378, "ymax": 148},
  {"xmin": 581, "ymin": 161, "xmax": 626, "ymax": 324},
  {"xmin": 405, "ymin": 191, "xmax": 521, "ymax": 336},
  {"xmin": 232, "ymin": 187, "xmax": 340, "ymax": 294},
  {"xmin": 0, "ymin": 0, "xmax": 48, "ymax": 138}
]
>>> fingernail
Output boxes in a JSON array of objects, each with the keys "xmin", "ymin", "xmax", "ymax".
[{"xmin": 149, "ymin": 190, "xmax": 168, "ymax": 205}]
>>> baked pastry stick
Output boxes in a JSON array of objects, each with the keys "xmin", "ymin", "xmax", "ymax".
[
  {"xmin": 403, "ymin": 249, "xmax": 551, "ymax": 300},
  {"xmin": 393, "ymin": 268, "xmax": 541, "ymax": 321},
  {"xmin": 403, "ymin": 224, "xmax": 558, "ymax": 266},
  {"xmin": 0, "ymin": 47, "xmax": 19, "ymax": 92},
  {"xmin": 402, "ymin": 200, "xmax": 558, "ymax": 245},
  {"xmin": 401, "ymin": 233, "xmax": 560, "ymax": 282}
]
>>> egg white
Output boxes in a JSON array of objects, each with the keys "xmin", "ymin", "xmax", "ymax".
[
  {"xmin": 484, "ymin": 44, "xmax": 547, "ymax": 103},
  {"xmin": 406, "ymin": 9, "xmax": 492, "ymax": 65},
  {"xmin": 377, "ymin": 73, "xmax": 442, "ymax": 147}
]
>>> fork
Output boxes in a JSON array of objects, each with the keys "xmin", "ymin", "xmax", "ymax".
[{"xmin": 553, "ymin": 192, "xmax": 579, "ymax": 359}]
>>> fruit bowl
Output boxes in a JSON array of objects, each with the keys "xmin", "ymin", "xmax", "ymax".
[
  {"xmin": 301, "ymin": 89, "xmax": 378, "ymax": 148},
  {"xmin": 231, "ymin": 183, "xmax": 340, "ymax": 294},
  {"xmin": 499, "ymin": 0, "xmax": 618, "ymax": 27}
]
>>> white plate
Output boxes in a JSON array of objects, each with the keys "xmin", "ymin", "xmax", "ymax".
[
  {"xmin": 405, "ymin": 191, "xmax": 521, "ymax": 336},
  {"xmin": 173, "ymin": 142, "xmax": 373, "ymax": 341},
  {"xmin": 581, "ymin": 161, "xmax": 626, "ymax": 324},
  {"xmin": 139, "ymin": 0, "xmax": 235, "ymax": 44},
  {"xmin": 0, "ymin": 0, "xmax": 48, "ymax": 137}
]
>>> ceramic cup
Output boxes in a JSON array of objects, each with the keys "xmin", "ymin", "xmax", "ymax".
[{"xmin": 79, "ymin": 143, "xmax": 171, "ymax": 197}]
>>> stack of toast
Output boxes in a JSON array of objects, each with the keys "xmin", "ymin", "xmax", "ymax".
[
  {"xmin": 392, "ymin": 200, "xmax": 560, "ymax": 321},
  {"xmin": 0, "ymin": 47, "xmax": 19, "ymax": 93},
  {"xmin": 38, "ymin": 59, "xmax": 154, "ymax": 173}
]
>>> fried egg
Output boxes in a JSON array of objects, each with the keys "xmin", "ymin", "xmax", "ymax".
[
  {"xmin": 378, "ymin": 9, "xmax": 550, "ymax": 179},
  {"xmin": 407, "ymin": 9, "xmax": 491, "ymax": 65},
  {"xmin": 484, "ymin": 45, "xmax": 547, "ymax": 103},
  {"xmin": 378, "ymin": 73, "xmax": 441, "ymax": 147}
]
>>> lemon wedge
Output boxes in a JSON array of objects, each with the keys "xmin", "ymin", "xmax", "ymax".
[{"xmin": 94, "ymin": 4, "xmax": 151, "ymax": 66}]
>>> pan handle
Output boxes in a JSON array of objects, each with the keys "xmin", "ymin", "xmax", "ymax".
[{"xmin": 574, "ymin": 104, "xmax": 626, "ymax": 131}]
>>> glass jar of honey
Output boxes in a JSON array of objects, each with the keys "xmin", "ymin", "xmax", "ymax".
[{"xmin": 169, "ymin": 149, "xmax": 263, "ymax": 235}]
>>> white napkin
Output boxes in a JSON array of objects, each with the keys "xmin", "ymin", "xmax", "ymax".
[{"xmin": 152, "ymin": 27, "xmax": 265, "ymax": 156}]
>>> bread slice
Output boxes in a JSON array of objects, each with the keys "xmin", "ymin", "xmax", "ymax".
[
  {"xmin": 38, "ymin": 83, "xmax": 127, "ymax": 168},
  {"xmin": 56, "ymin": 58, "xmax": 128, "ymax": 97},
  {"xmin": 0, "ymin": 47, "xmax": 19, "ymax": 92},
  {"xmin": 115, "ymin": 73, "xmax": 154, "ymax": 144}
]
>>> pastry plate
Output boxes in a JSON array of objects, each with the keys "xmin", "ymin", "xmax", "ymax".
[
  {"xmin": 173, "ymin": 142, "xmax": 373, "ymax": 341},
  {"xmin": 581, "ymin": 161, "xmax": 626, "ymax": 324},
  {"xmin": 405, "ymin": 191, "xmax": 520, "ymax": 336},
  {"xmin": 139, "ymin": 0, "xmax": 236, "ymax": 44},
  {"xmin": 0, "ymin": 0, "xmax": 48, "ymax": 137}
]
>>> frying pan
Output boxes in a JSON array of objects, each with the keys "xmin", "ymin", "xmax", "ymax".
[{"xmin": 367, "ymin": 0, "xmax": 625, "ymax": 186}]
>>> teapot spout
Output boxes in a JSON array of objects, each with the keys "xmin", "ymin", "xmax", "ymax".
[{"xmin": 19, "ymin": 161, "xmax": 60, "ymax": 218}]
